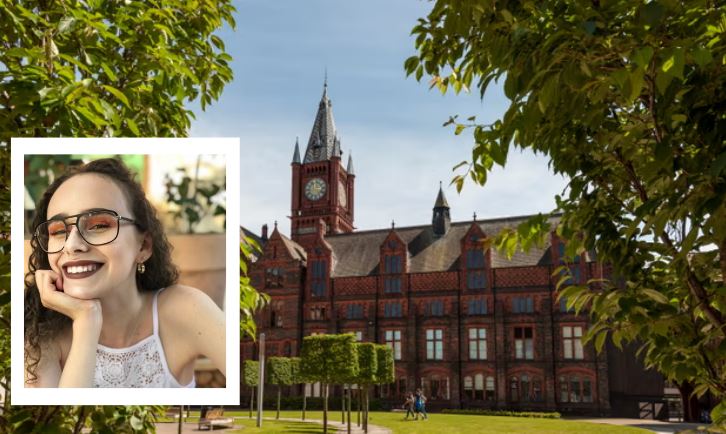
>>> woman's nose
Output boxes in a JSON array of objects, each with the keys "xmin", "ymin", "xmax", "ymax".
[{"xmin": 63, "ymin": 225, "xmax": 89, "ymax": 253}]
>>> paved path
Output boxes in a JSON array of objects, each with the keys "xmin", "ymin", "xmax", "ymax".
[
  {"xmin": 154, "ymin": 416, "xmax": 391, "ymax": 434},
  {"xmin": 570, "ymin": 418, "xmax": 710, "ymax": 434}
]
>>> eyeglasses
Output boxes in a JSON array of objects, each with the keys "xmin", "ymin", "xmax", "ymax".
[{"xmin": 34, "ymin": 209, "xmax": 137, "ymax": 254}]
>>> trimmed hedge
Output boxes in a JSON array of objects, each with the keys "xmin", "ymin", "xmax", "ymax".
[
  {"xmin": 258, "ymin": 396, "xmax": 385, "ymax": 411},
  {"xmin": 441, "ymin": 409, "xmax": 561, "ymax": 419}
]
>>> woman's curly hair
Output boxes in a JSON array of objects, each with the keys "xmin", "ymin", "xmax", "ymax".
[{"xmin": 24, "ymin": 158, "xmax": 179, "ymax": 383}]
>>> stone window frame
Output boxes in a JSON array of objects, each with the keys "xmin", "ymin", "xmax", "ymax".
[
  {"xmin": 562, "ymin": 324, "xmax": 585, "ymax": 360},
  {"xmin": 513, "ymin": 325, "xmax": 535, "ymax": 360},
  {"xmin": 425, "ymin": 328, "xmax": 444, "ymax": 360},
  {"xmin": 468, "ymin": 327, "xmax": 487, "ymax": 360}
]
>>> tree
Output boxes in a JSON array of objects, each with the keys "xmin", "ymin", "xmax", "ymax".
[
  {"xmin": 354, "ymin": 343, "xmax": 378, "ymax": 434},
  {"xmin": 242, "ymin": 360, "xmax": 260, "ymax": 419},
  {"xmin": 0, "ymin": 1, "xmax": 271, "ymax": 431},
  {"xmin": 267, "ymin": 357, "xmax": 295, "ymax": 420},
  {"xmin": 406, "ymin": 0, "xmax": 726, "ymax": 425},
  {"xmin": 301, "ymin": 334, "xmax": 359, "ymax": 434}
]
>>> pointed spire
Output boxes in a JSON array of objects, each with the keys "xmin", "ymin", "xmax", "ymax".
[
  {"xmin": 391, "ymin": 220, "xmax": 395, "ymax": 229},
  {"xmin": 304, "ymin": 78, "xmax": 339, "ymax": 163},
  {"xmin": 432, "ymin": 182, "xmax": 451, "ymax": 236},
  {"xmin": 473, "ymin": 211, "xmax": 477, "ymax": 221},
  {"xmin": 347, "ymin": 153, "xmax": 355, "ymax": 175},
  {"xmin": 434, "ymin": 181, "xmax": 449, "ymax": 208},
  {"xmin": 292, "ymin": 137, "xmax": 301, "ymax": 164},
  {"xmin": 332, "ymin": 135, "xmax": 341, "ymax": 158}
]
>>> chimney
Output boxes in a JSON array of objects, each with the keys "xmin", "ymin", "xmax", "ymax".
[{"xmin": 262, "ymin": 224, "xmax": 268, "ymax": 241}]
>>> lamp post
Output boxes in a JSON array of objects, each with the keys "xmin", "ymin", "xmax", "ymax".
[{"xmin": 256, "ymin": 333, "xmax": 265, "ymax": 427}]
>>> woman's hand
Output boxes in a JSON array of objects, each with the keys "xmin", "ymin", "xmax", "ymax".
[
  {"xmin": 35, "ymin": 269, "xmax": 102, "ymax": 325},
  {"xmin": 33, "ymin": 269, "xmax": 102, "ymax": 387}
]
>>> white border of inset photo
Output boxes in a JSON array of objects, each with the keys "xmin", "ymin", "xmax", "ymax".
[{"xmin": 11, "ymin": 138, "xmax": 240, "ymax": 405}]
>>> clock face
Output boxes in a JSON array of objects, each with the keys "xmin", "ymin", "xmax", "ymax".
[
  {"xmin": 338, "ymin": 180, "xmax": 347, "ymax": 207},
  {"xmin": 305, "ymin": 178, "xmax": 327, "ymax": 201}
]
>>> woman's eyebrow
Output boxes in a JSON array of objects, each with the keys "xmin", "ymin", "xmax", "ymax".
[{"xmin": 47, "ymin": 208, "xmax": 114, "ymax": 220}]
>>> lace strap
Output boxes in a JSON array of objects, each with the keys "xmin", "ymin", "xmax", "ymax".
[{"xmin": 152, "ymin": 288, "xmax": 166, "ymax": 335}]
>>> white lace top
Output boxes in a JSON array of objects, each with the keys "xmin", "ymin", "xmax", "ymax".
[{"xmin": 93, "ymin": 288, "xmax": 195, "ymax": 388}]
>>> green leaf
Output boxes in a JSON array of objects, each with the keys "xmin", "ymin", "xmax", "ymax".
[
  {"xmin": 661, "ymin": 48, "xmax": 685, "ymax": 80},
  {"xmin": 692, "ymin": 47, "xmax": 713, "ymax": 68},
  {"xmin": 641, "ymin": 288, "xmax": 669, "ymax": 304},
  {"xmin": 709, "ymin": 152, "xmax": 726, "ymax": 176},
  {"xmin": 632, "ymin": 47, "xmax": 654, "ymax": 68},
  {"xmin": 102, "ymin": 85, "xmax": 130, "ymax": 108}
]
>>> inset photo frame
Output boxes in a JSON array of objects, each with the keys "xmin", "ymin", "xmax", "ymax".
[{"xmin": 11, "ymin": 138, "xmax": 240, "ymax": 405}]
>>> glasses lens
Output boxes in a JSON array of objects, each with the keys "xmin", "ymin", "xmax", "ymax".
[
  {"xmin": 37, "ymin": 220, "xmax": 67, "ymax": 253},
  {"xmin": 79, "ymin": 212, "xmax": 119, "ymax": 245}
]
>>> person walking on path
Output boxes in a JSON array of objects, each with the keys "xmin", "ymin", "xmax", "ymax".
[
  {"xmin": 414, "ymin": 389, "xmax": 428, "ymax": 420},
  {"xmin": 403, "ymin": 392, "xmax": 415, "ymax": 420}
]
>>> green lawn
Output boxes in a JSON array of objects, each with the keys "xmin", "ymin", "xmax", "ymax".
[{"xmin": 222, "ymin": 410, "xmax": 652, "ymax": 434}]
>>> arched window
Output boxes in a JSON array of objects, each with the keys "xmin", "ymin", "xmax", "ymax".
[
  {"xmin": 486, "ymin": 376, "xmax": 495, "ymax": 401},
  {"xmin": 511, "ymin": 374, "xmax": 543, "ymax": 402},
  {"xmin": 559, "ymin": 375, "xmax": 593, "ymax": 403},
  {"xmin": 474, "ymin": 374, "xmax": 485, "ymax": 400}
]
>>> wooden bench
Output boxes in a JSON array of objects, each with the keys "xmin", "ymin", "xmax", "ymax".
[{"xmin": 198, "ymin": 408, "xmax": 234, "ymax": 431}]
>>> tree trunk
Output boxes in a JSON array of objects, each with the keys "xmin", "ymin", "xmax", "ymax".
[
  {"xmin": 347, "ymin": 386, "xmax": 352, "ymax": 434},
  {"xmin": 342, "ymin": 385, "xmax": 346, "ymax": 423},
  {"xmin": 276, "ymin": 386, "xmax": 281, "ymax": 420},
  {"xmin": 323, "ymin": 383, "xmax": 329, "ymax": 434},
  {"xmin": 249, "ymin": 387, "xmax": 255, "ymax": 419},
  {"xmin": 678, "ymin": 381, "xmax": 701, "ymax": 422},
  {"xmin": 364, "ymin": 386, "xmax": 369, "ymax": 433},
  {"xmin": 302, "ymin": 385, "xmax": 307, "ymax": 421},
  {"xmin": 177, "ymin": 405, "xmax": 183, "ymax": 434},
  {"xmin": 357, "ymin": 387, "xmax": 361, "ymax": 427}
]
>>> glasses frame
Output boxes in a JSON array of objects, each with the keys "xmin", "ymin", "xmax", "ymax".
[{"xmin": 33, "ymin": 208, "xmax": 137, "ymax": 254}]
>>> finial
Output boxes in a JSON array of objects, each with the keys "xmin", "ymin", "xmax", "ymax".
[
  {"xmin": 473, "ymin": 212, "xmax": 477, "ymax": 221},
  {"xmin": 391, "ymin": 220, "xmax": 395, "ymax": 229},
  {"xmin": 324, "ymin": 67, "xmax": 328, "ymax": 88},
  {"xmin": 439, "ymin": 180, "xmax": 443, "ymax": 189},
  {"xmin": 274, "ymin": 220, "xmax": 278, "ymax": 229}
]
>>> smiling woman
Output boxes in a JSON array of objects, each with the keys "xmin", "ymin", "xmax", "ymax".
[{"xmin": 23, "ymin": 157, "xmax": 226, "ymax": 388}]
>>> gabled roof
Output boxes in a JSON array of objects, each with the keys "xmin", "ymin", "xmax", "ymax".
[
  {"xmin": 325, "ymin": 215, "xmax": 559, "ymax": 277},
  {"xmin": 279, "ymin": 232, "xmax": 307, "ymax": 262},
  {"xmin": 304, "ymin": 82, "xmax": 340, "ymax": 163}
]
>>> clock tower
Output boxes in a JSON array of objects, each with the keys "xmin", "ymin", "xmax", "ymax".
[{"xmin": 291, "ymin": 81, "xmax": 355, "ymax": 247}]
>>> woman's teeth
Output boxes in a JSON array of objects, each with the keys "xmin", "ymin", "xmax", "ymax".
[{"xmin": 67, "ymin": 264, "xmax": 98, "ymax": 274}]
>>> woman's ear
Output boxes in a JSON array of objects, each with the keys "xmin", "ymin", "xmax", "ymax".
[{"xmin": 138, "ymin": 232, "xmax": 153, "ymax": 262}]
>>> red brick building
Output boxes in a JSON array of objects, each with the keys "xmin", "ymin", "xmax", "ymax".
[{"xmin": 243, "ymin": 83, "xmax": 665, "ymax": 416}]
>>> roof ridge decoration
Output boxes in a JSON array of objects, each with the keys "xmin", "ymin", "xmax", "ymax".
[
  {"xmin": 292, "ymin": 137, "xmax": 301, "ymax": 164},
  {"xmin": 434, "ymin": 181, "xmax": 449, "ymax": 208},
  {"xmin": 304, "ymin": 79, "xmax": 339, "ymax": 163}
]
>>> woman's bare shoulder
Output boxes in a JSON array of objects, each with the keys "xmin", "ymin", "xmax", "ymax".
[{"xmin": 157, "ymin": 285, "xmax": 219, "ymax": 326}]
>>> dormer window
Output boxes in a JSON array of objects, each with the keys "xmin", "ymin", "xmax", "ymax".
[
  {"xmin": 383, "ymin": 253, "xmax": 403, "ymax": 293},
  {"xmin": 311, "ymin": 259, "xmax": 327, "ymax": 296},
  {"xmin": 466, "ymin": 248, "xmax": 487, "ymax": 290}
]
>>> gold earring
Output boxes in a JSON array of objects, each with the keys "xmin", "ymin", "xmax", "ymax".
[{"xmin": 137, "ymin": 262, "xmax": 146, "ymax": 274}]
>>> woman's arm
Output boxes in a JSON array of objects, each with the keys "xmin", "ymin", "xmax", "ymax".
[
  {"xmin": 31, "ymin": 270, "xmax": 102, "ymax": 387},
  {"xmin": 163, "ymin": 285, "xmax": 226, "ymax": 377}
]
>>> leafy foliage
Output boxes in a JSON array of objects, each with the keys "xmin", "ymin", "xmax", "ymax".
[
  {"xmin": 355, "ymin": 343, "xmax": 378, "ymax": 385},
  {"xmin": 407, "ymin": 0, "xmax": 726, "ymax": 425},
  {"xmin": 300, "ymin": 334, "xmax": 359, "ymax": 384},
  {"xmin": 240, "ymin": 235, "xmax": 269, "ymax": 340},
  {"xmin": 267, "ymin": 357, "xmax": 295, "ymax": 386},
  {"xmin": 242, "ymin": 360, "xmax": 260, "ymax": 387},
  {"xmin": 374, "ymin": 345, "xmax": 395, "ymax": 385},
  {"xmin": 163, "ymin": 157, "xmax": 226, "ymax": 234},
  {"xmin": 0, "ymin": 0, "xmax": 238, "ymax": 430}
]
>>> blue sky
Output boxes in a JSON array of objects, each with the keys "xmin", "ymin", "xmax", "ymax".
[{"xmin": 191, "ymin": 0, "xmax": 568, "ymax": 237}]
